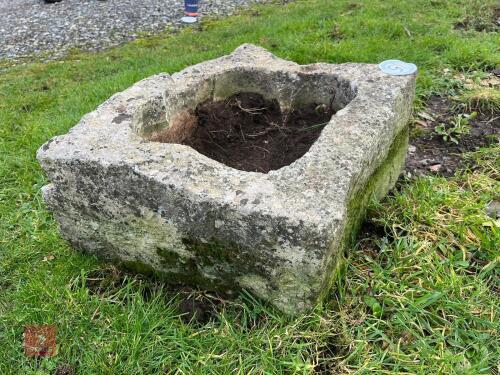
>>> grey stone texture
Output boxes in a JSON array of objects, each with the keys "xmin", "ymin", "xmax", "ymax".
[{"xmin": 37, "ymin": 44, "xmax": 416, "ymax": 314}]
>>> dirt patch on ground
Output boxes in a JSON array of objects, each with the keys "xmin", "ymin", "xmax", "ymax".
[
  {"xmin": 85, "ymin": 267, "xmax": 126, "ymax": 296},
  {"xmin": 454, "ymin": 5, "xmax": 500, "ymax": 32},
  {"xmin": 175, "ymin": 288, "xmax": 225, "ymax": 325},
  {"xmin": 84, "ymin": 266, "xmax": 163, "ymax": 302},
  {"xmin": 405, "ymin": 96, "xmax": 499, "ymax": 177},
  {"xmin": 182, "ymin": 92, "xmax": 333, "ymax": 173},
  {"xmin": 54, "ymin": 364, "xmax": 75, "ymax": 375},
  {"xmin": 83, "ymin": 267, "xmax": 227, "ymax": 324}
]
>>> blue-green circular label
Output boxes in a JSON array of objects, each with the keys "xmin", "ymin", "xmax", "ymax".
[{"xmin": 379, "ymin": 60, "xmax": 417, "ymax": 76}]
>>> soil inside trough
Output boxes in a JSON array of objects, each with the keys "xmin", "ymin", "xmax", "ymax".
[{"xmin": 182, "ymin": 92, "xmax": 333, "ymax": 173}]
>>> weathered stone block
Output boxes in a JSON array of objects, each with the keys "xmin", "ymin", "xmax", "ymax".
[{"xmin": 37, "ymin": 44, "xmax": 415, "ymax": 314}]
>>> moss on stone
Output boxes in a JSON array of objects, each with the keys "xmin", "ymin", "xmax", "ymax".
[
  {"xmin": 150, "ymin": 237, "xmax": 249, "ymax": 291},
  {"xmin": 346, "ymin": 127, "xmax": 409, "ymax": 242},
  {"xmin": 319, "ymin": 127, "xmax": 409, "ymax": 302},
  {"xmin": 121, "ymin": 259, "xmax": 158, "ymax": 278},
  {"xmin": 155, "ymin": 246, "xmax": 181, "ymax": 265},
  {"xmin": 182, "ymin": 238, "xmax": 237, "ymax": 263}
]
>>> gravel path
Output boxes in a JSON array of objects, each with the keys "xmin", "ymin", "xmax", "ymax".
[{"xmin": 0, "ymin": 0, "xmax": 274, "ymax": 61}]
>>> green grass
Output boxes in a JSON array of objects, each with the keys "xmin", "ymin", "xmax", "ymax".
[
  {"xmin": 459, "ymin": 88, "xmax": 500, "ymax": 115},
  {"xmin": 1, "ymin": 0, "xmax": 499, "ymax": 373}
]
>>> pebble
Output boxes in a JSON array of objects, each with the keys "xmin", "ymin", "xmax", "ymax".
[
  {"xmin": 486, "ymin": 200, "xmax": 500, "ymax": 219},
  {"xmin": 0, "ymin": 0, "xmax": 276, "ymax": 61},
  {"xmin": 419, "ymin": 158, "xmax": 434, "ymax": 166},
  {"xmin": 428, "ymin": 164, "xmax": 442, "ymax": 172}
]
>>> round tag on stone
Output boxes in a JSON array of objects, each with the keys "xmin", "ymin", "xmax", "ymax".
[{"xmin": 379, "ymin": 60, "xmax": 417, "ymax": 76}]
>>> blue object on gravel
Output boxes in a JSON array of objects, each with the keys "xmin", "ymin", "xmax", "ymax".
[
  {"xmin": 184, "ymin": 0, "xmax": 199, "ymax": 16},
  {"xmin": 379, "ymin": 60, "xmax": 417, "ymax": 76},
  {"xmin": 181, "ymin": 0, "xmax": 199, "ymax": 23}
]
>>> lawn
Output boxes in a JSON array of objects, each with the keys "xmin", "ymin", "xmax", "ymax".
[{"xmin": 0, "ymin": 0, "xmax": 499, "ymax": 373}]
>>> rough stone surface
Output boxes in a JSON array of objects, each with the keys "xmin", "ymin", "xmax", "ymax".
[{"xmin": 37, "ymin": 44, "xmax": 416, "ymax": 314}]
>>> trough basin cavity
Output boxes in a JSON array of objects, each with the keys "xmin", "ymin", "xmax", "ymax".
[
  {"xmin": 157, "ymin": 92, "xmax": 335, "ymax": 173},
  {"xmin": 37, "ymin": 44, "xmax": 416, "ymax": 314}
]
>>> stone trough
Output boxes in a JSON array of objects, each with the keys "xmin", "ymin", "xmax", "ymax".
[{"xmin": 37, "ymin": 44, "xmax": 416, "ymax": 314}]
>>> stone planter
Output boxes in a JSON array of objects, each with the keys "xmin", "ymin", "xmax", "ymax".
[{"xmin": 37, "ymin": 44, "xmax": 415, "ymax": 314}]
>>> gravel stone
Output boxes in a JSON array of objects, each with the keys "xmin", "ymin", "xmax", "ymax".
[{"xmin": 0, "ymin": 0, "xmax": 276, "ymax": 61}]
